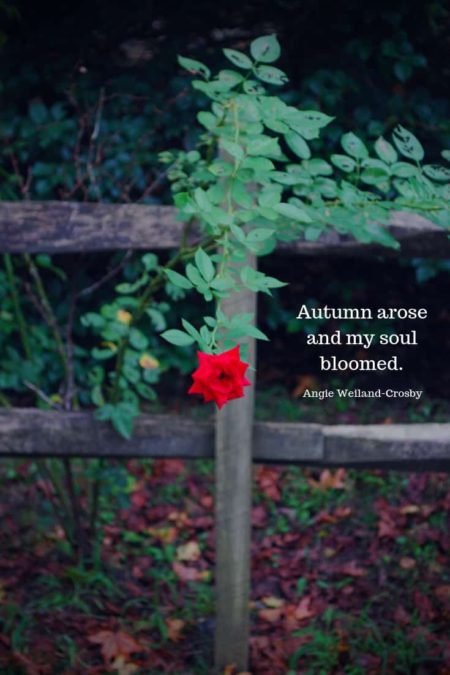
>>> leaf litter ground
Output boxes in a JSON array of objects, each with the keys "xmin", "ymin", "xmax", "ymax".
[{"xmin": 1, "ymin": 454, "xmax": 450, "ymax": 674}]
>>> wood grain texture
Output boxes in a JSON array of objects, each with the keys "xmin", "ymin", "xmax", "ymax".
[
  {"xmin": 214, "ymin": 250, "xmax": 256, "ymax": 672},
  {"xmin": 0, "ymin": 201, "xmax": 448, "ymax": 256},
  {"xmin": 0, "ymin": 410, "xmax": 449, "ymax": 470}
]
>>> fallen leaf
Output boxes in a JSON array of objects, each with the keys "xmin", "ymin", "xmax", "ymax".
[
  {"xmin": 172, "ymin": 561, "xmax": 210, "ymax": 582},
  {"xmin": 176, "ymin": 541, "xmax": 201, "ymax": 562},
  {"xmin": 259, "ymin": 607, "xmax": 283, "ymax": 623},
  {"xmin": 308, "ymin": 469, "xmax": 347, "ymax": 490},
  {"xmin": 167, "ymin": 511, "xmax": 189, "ymax": 527},
  {"xmin": 394, "ymin": 605, "xmax": 411, "ymax": 625},
  {"xmin": 261, "ymin": 595, "xmax": 284, "ymax": 608},
  {"xmin": 435, "ymin": 585, "xmax": 450, "ymax": 604},
  {"xmin": 147, "ymin": 526, "xmax": 177, "ymax": 544},
  {"xmin": 336, "ymin": 561, "xmax": 367, "ymax": 577},
  {"xmin": 377, "ymin": 512, "xmax": 399, "ymax": 539},
  {"xmin": 255, "ymin": 467, "xmax": 281, "ymax": 501},
  {"xmin": 399, "ymin": 556, "xmax": 416, "ymax": 570},
  {"xmin": 292, "ymin": 374, "xmax": 319, "ymax": 398},
  {"xmin": 166, "ymin": 618, "xmax": 185, "ymax": 642},
  {"xmin": 111, "ymin": 655, "xmax": 138, "ymax": 675},
  {"xmin": 400, "ymin": 504, "xmax": 420, "ymax": 515},
  {"xmin": 88, "ymin": 630, "xmax": 142, "ymax": 664},
  {"xmin": 295, "ymin": 596, "xmax": 316, "ymax": 621}
]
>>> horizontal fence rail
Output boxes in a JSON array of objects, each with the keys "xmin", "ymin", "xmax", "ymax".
[
  {"xmin": 1, "ymin": 410, "xmax": 449, "ymax": 470},
  {"xmin": 0, "ymin": 201, "xmax": 449, "ymax": 256}
]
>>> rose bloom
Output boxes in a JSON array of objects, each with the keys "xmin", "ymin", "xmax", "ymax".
[{"xmin": 188, "ymin": 345, "xmax": 251, "ymax": 409}]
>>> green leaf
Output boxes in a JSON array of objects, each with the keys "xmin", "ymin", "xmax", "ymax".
[
  {"xmin": 250, "ymin": 34, "xmax": 281, "ymax": 63},
  {"xmin": 209, "ymin": 160, "xmax": 233, "ymax": 177},
  {"xmin": 177, "ymin": 56, "xmax": 210, "ymax": 79},
  {"xmin": 254, "ymin": 65, "xmax": 288, "ymax": 86},
  {"xmin": 242, "ymin": 157, "xmax": 274, "ymax": 174},
  {"xmin": 181, "ymin": 319, "xmax": 202, "ymax": 342},
  {"xmin": 210, "ymin": 277, "xmax": 235, "ymax": 292},
  {"xmin": 392, "ymin": 162, "xmax": 419, "ymax": 178},
  {"xmin": 247, "ymin": 228, "xmax": 275, "ymax": 242},
  {"xmin": 165, "ymin": 270, "xmax": 192, "ymax": 290},
  {"xmin": 194, "ymin": 187, "xmax": 213, "ymax": 212},
  {"xmin": 29, "ymin": 100, "xmax": 48, "ymax": 125},
  {"xmin": 374, "ymin": 137, "xmax": 398, "ymax": 164},
  {"xmin": 197, "ymin": 111, "xmax": 217, "ymax": 130},
  {"xmin": 341, "ymin": 132, "xmax": 368, "ymax": 160},
  {"xmin": 422, "ymin": 164, "xmax": 450, "ymax": 182},
  {"xmin": 129, "ymin": 329, "xmax": 148, "ymax": 351},
  {"xmin": 331, "ymin": 154, "xmax": 356, "ymax": 173},
  {"xmin": 223, "ymin": 48, "xmax": 252, "ymax": 69},
  {"xmin": 244, "ymin": 324, "xmax": 270, "ymax": 340},
  {"xmin": 91, "ymin": 385, "xmax": 104, "ymax": 406},
  {"xmin": 217, "ymin": 69, "xmax": 244, "ymax": 87},
  {"xmin": 243, "ymin": 80, "xmax": 266, "ymax": 95},
  {"xmin": 142, "ymin": 253, "xmax": 158, "ymax": 271},
  {"xmin": 284, "ymin": 132, "xmax": 311, "ymax": 159},
  {"xmin": 185, "ymin": 263, "xmax": 205, "ymax": 287},
  {"xmin": 92, "ymin": 348, "xmax": 116, "ymax": 360},
  {"xmin": 135, "ymin": 383, "xmax": 157, "ymax": 401},
  {"xmin": 111, "ymin": 408, "xmax": 135, "ymax": 440},
  {"xmin": 303, "ymin": 159, "xmax": 333, "ymax": 176},
  {"xmin": 165, "ymin": 269, "xmax": 193, "ymax": 290},
  {"xmin": 392, "ymin": 125, "xmax": 424, "ymax": 162},
  {"xmin": 285, "ymin": 110, "xmax": 334, "ymax": 139},
  {"xmin": 247, "ymin": 135, "xmax": 281, "ymax": 157},
  {"xmin": 220, "ymin": 138, "xmax": 245, "ymax": 162},
  {"xmin": 275, "ymin": 203, "xmax": 312, "ymax": 223},
  {"xmin": 361, "ymin": 167, "xmax": 390, "ymax": 185},
  {"xmin": 441, "ymin": 150, "xmax": 450, "ymax": 163},
  {"xmin": 195, "ymin": 248, "xmax": 215, "ymax": 282},
  {"xmin": 258, "ymin": 185, "xmax": 282, "ymax": 208},
  {"xmin": 161, "ymin": 330, "xmax": 195, "ymax": 347}
]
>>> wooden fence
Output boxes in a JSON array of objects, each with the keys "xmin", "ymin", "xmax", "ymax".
[{"xmin": 1, "ymin": 201, "xmax": 450, "ymax": 672}]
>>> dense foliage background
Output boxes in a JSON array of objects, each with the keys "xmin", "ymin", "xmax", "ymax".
[{"xmin": 1, "ymin": 0, "xmax": 449, "ymax": 203}]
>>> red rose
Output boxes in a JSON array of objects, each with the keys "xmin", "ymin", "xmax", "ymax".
[{"xmin": 188, "ymin": 345, "xmax": 251, "ymax": 409}]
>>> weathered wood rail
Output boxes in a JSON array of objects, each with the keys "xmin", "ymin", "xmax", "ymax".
[
  {"xmin": 1, "ymin": 410, "xmax": 449, "ymax": 470},
  {"xmin": 1, "ymin": 200, "xmax": 449, "ymax": 672},
  {"xmin": 0, "ymin": 200, "xmax": 449, "ymax": 256}
]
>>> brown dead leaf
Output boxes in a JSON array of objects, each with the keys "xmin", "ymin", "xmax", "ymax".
[
  {"xmin": 292, "ymin": 374, "xmax": 319, "ymax": 398},
  {"xmin": 255, "ymin": 466, "xmax": 281, "ymax": 501},
  {"xmin": 88, "ymin": 630, "xmax": 142, "ymax": 664},
  {"xmin": 377, "ymin": 512, "xmax": 399, "ymax": 539},
  {"xmin": 399, "ymin": 504, "xmax": 420, "ymax": 515},
  {"xmin": 261, "ymin": 595, "xmax": 284, "ymax": 608},
  {"xmin": 176, "ymin": 541, "xmax": 201, "ymax": 562},
  {"xmin": 147, "ymin": 526, "xmax": 177, "ymax": 544},
  {"xmin": 399, "ymin": 556, "xmax": 416, "ymax": 570},
  {"xmin": 168, "ymin": 510, "xmax": 189, "ymax": 527},
  {"xmin": 258, "ymin": 607, "xmax": 283, "ymax": 623},
  {"xmin": 294, "ymin": 596, "xmax": 316, "ymax": 621},
  {"xmin": 111, "ymin": 655, "xmax": 138, "ymax": 675},
  {"xmin": 435, "ymin": 585, "xmax": 450, "ymax": 604},
  {"xmin": 172, "ymin": 561, "xmax": 210, "ymax": 582},
  {"xmin": 166, "ymin": 618, "xmax": 185, "ymax": 642},
  {"xmin": 394, "ymin": 605, "xmax": 411, "ymax": 625},
  {"xmin": 308, "ymin": 469, "xmax": 348, "ymax": 491},
  {"xmin": 337, "ymin": 561, "xmax": 367, "ymax": 577}
]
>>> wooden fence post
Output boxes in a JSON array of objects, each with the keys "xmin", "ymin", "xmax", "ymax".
[{"xmin": 214, "ymin": 252, "xmax": 256, "ymax": 673}]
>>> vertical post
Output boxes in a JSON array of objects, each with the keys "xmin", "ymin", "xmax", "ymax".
[{"xmin": 214, "ymin": 252, "xmax": 256, "ymax": 673}]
